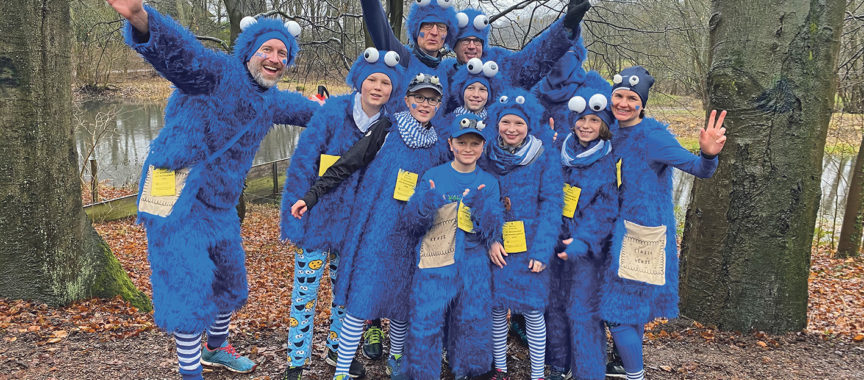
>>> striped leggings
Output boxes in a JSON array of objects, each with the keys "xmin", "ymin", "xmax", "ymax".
[{"xmin": 492, "ymin": 308, "xmax": 546, "ymax": 380}]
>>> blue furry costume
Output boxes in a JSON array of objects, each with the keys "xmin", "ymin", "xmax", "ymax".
[
  {"xmin": 481, "ymin": 90, "xmax": 563, "ymax": 313},
  {"xmin": 402, "ymin": 115, "xmax": 504, "ymax": 379},
  {"xmin": 127, "ymin": 7, "xmax": 317, "ymax": 333},
  {"xmin": 530, "ymin": 41, "xmax": 589, "ymax": 146},
  {"xmin": 546, "ymin": 71, "xmax": 619, "ymax": 380},
  {"xmin": 278, "ymin": 49, "xmax": 405, "ymax": 366}
]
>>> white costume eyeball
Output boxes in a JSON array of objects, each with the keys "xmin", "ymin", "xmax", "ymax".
[
  {"xmin": 474, "ymin": 15, "xmax": 489, "ymax": 30},
  {"xmin": 456, "ymin": 12, "xmax": 469, "ymax": 28},
  {"xmin": 629, "ymin": 75, "xmax": 640, "ymax": 86},
  {"xmin": 589, "ymin": 94, "xmax": 608, "ymax": 111},
  {"xmin": 429, "ymin": 76, "xmax": 441, "ymax": 85},
  {"xmin": 363, "ymin": 47, "xmax": 379, "ymax": 63},
  {"xmin": 460, "ymin": 118, "xmax": 471, "ymax": 128},
  {"xmin": 284, "ymin": 20, "xmax": 301, "ymax": 37},
  {"xmin": 240, "ymin": 16, "xmax": 257, "ymax": 31},
  {"xmin": 438, "ymin": 0, "xmax": 454, "ymax": 8},
  {"xmin": 613, "ymin": 74, "xmax": 623, "ymax": 84},
  {"xmin": 483, "ymin": 61, "xmax": 498, "ymax": 77},
  {"xmin": 466, "ymin": 58, "xmax": 483, "ymax": 74},
  {"xmin": 568, "ymin": 96, "xmax": 587, "ymax": 113},
  {"xmin": 384, "ymin": 51, "xmax": 400, "ymax": 67},
  {"xmin": 515, "ymin": 96, "xmax": 525, "ymax": 104},
  {"xmin": 416, "ymin": 0, "xmax": 431, "ymax": 6},
  {"xmin": 499, "ymin": 95, "xmax": 509, "ymax": 103},
  {"xmin": 476, "ymin": 121, "xmax": 486, "ymax": 130}
]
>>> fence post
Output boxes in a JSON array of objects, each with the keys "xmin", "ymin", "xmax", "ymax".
[
  {"xmin": 90, "ymin": 158, "xmax": 98, "ymax": 203},
  {"xmin": 272, "ymin": 161, "xmax": 279, "ymax": 198}
]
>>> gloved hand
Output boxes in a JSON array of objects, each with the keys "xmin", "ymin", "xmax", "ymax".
[
  {"xmin": 564, "ymin": 0, "xmax": 591, "ymax": 30},
  {"xmin": 460, "ymin": 184, "xmax": 487, "ymax": 209},
  {"xmin": 418, "ymin": 179, "xmax": 448, "ymax": 216}
]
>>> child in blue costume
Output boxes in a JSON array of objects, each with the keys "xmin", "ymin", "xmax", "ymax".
[
  {"xmin": 433, "ymin": 57, "xmax": 501, "ymax": 143},
  {"xmin": 442, "ymin": 2, "xmax": 590, "ymax": 91},
  {"xmin": 402, "ymin": 115, "xmax": 504, "ymax": 380},
  {"xmin": 278, "ymin": 48, "xmax": 405, "ymax": 379},
  {"xmin": 109, "ymin": 1, "xmax": 319, "ymax": 378},
  {"xmin": 481, "ymin": 90, "xmax": 564, "ymax": 380},
  {"xmin": 600, "ymin": 66, "xmax": 728, "ymax": 380},
  {"xmin": 288, "ymin": 73, "xmax": 449, "ymax": 380},
  {"xmin": 547, "ymin": 71, "xmax": 619, "ymax": 380}
]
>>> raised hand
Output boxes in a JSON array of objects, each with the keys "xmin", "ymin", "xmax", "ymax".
[
  {"xmin": 106, "ymin": 0, "xmax": 149, "ymax": 33},
  {"xmin": 699, "ymin": 110, "xmax": 727, "ymax": 156},
  {"xmin": 549, "ymin": 117, "xmax": 558, "ymax": 142}
]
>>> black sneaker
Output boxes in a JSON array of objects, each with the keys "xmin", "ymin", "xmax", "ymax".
[
  {"xmin": 282, "ymin": 366, "xmax": 303, "ymax": 380},
  {"xmin": 325, "ymin": 348, "xmax": 366, "ymax": 378},
  {"xmin": 605, "ymin": 360, "xmax": 627, "ymax": 378},
  {"xmin": 549, "ymin": 367, "xmax": 572, "ymax": 380},
  {"xmin": 362, "ymin": 325, "xmax": 384, "ymax": 360}
]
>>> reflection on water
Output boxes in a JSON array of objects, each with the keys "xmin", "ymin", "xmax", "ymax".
[{"xmin": 75, "ymin": 101, "xmax": 303, "ymax": 187}]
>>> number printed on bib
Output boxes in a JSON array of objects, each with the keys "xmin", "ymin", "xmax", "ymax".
[
  {"xmin": 502, "ymin": 220, "xmax": 527, "ymax": 253},
  {"xmin": 393, "ymin": 169, "xmax": 419, "ymax": 201},
  {"xmin": 318, "ymin": 154, "xmax": 340, "ymax": 177},
  {"xmin": 562, "ymin": 183, "xmax": 582, "ymax": 218}
]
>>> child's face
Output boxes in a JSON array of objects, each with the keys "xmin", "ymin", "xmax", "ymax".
[
  {"xmin": 360, "ymin": 73, "xmax": 393, "ymax": 110},
  {"xmin": 449, "ymin": 134, "xmax": 485, "ymax": 166},
  {"xmin": 497, "ymin": 114, "xmax": 528, "ymax": 146},
  {"xmin": 611, "ymin": 89, "xmax": 642, "ymax": 123},
  {"xmin": 574, "ymin": 114, "xmax": 603, "ymax": 144},
  {"xmin": 463, "ymin": 82, "xmax": 488, "ymax": 112},
  {"xmin": 405, "ymin": 88, "xmax": 441, "ymax": 124}
]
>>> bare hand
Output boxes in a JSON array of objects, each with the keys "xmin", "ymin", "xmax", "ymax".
[
  {"xmin": 290, "ymin": 200, "xmax": 307, "ymax": 219},
  {"xmin": 106, "ymin": 0, "xmax": 149, "ymax": 33},
  {"xmin": 550, "ymin": 117, "xmax": 558, "ymax": 142},
  {"xmin": 556, "ymin": 237, "xmax": 573, "ymax": 260},
  {"xmin": 528, "ymin": 259, "xmax": 546, "ymax": 273},
  {"xmin": 488, "ymin": 242, "xmax": 508, "ymax": 268},
  {"xmin": 699, "ymin": 110, "xmax": 727, "ymax": 156}
]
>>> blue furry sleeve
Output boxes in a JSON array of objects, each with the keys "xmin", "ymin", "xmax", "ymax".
[
  {"xmin": 567, "ymin": 176, "xmax": 618, "ymax": 260},
  {"xmin": 645, "ymin": 129, "xmax": 718, "ymax": 178},
  {"xmin": 272, "ymin": 90, "xmax": 320, "ymax": 127},
  {"xmin": 472, "ymin": 179, "xmax": 504, "ymax": 249},
  {"xmin": 124, "ymin": 6, "xmax": 223, "ymax": 95},
  {"xmin": 281, "ymin": 108, "xmax": 332, "ymax": 203},
  {"xmin": 401, "ymin": 172, "xmax": 440, "ymax": 236},
  {"xmin": 360, "ymin": 0, "xmax": 410, "ymax": 67},
  {"xmin": 496, "ymin": 20, "xmax": 580, "ymax": 89},
  {"xmin": 530, "ymin": 151, "xmax": 565, "ymax": 264}
]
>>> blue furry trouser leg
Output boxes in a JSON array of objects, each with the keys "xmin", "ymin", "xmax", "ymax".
[
  {"xmin": 569, "ymin": 318, "xmax": 606, "ymax": 380},
  {"xmin": 446, "ymin": 280, "xmax": 492, "ymax": 377},
  {"xmin": 405, "ymin": 269, "xmax": 458, "ymax": 379},
  {"xmin": 609, "ymin": 323, "xmax": 645, "ymax": 379},
  {"xmin": 286, "ymin": 248, "xmax": 328, "ymax": 367}
]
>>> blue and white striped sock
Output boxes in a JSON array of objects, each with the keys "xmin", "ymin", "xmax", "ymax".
[
  {"xmin": 174, "ymin": 331, "xmax": 203, "ymax": 380},
  {"xmin": 524, "ymin": 310, "xmax": 546, "ymax": 380},
  {"xmin": 333, "ymin": 313, "xmax": 364, "ymax": 378},
  {"xmin": 206, "ymin": 312, "xmax": 231, "ymax": 349},
  {"xmin": 627, "ymin": 369, "xmax": 646, "ymax": 380},
  {"xmin": 387, "ymin": 319, "xmax": 408, "ymax": 357},
  {"xmin": 491, "ymin": 308, "xmax": 509, "ymax": 373}
]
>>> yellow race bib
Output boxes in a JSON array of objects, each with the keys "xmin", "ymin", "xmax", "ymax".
[
  {"xmin": 318, "ymin": 154, "xmax": 340, "ymax": 177},
  {"xmin": 562, "ymin": 183, "xmax": 582, "ymax": 218},
  {"xmin": 457, "ymin": 201, "xmax": 473, "ymax": 233},
  {"xmin": 393, "ymin": 169, "xmax": 418, "ymax": 201},
  {"xmin": 151, "ymin": 169, "xmax": 177, "ymax": 197},
  {"xmin": 616, "ymin": 158, "xmax": 622, "ymax": 188},
  {"xmin": 503, "ymin": 220, "xmax": 527, "ymax": 253}
]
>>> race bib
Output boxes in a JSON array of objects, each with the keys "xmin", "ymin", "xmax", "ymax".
[
  {"xmin": 616, "ymin": 158, "xmax": 622, "ymax": 188},
  {"xmin": 562, "ymin": 183, "xmax": 582, "ymax": 218},
  {"xmin": 393, "ymin": 169, "xmax": 418, "ymax": 201},
  {"xmin": 318, "ymin": 154, "xmax": 340, "ymax": 177},
  {"xmin": 503, "ymin": 220, "xmax": 527, "ymax": 253},
  {"xmin": 418, "ymin": 202, "xmax": 458, "ymax": 269},
  {"xmin": 618, "ymin": 220, "xmax": 666, "ymax": 286},
  {"xmin": 138, "ymin": 165, "xmax": 190, "ymax": 217},
  {"xmin": 457, "ymin": 201, "xmax": 473, "ymax": 233}
]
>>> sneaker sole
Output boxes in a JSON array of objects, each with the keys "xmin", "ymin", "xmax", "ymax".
[
  {"xmin": 199, "ymin": 359, "xmax": 257, "ymax": 374},
  {"xmin": 362, "ymin": 349, "xmax": 382, "ymax": 360}
]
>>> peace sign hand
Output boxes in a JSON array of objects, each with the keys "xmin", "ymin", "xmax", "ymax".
[{"xmin": 699, "ymin": 110, "xmax": 727, "ymax": 156}]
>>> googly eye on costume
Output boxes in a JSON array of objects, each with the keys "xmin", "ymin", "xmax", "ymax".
[
  {"xmin": 476, "ymin": 121, "xmax": 486, "ymax": 130},
  {"xmin": 515, "ymin": 96, "xmax": 525, "ymax": 104},
  {"xmin": 456, "ymin": 12, "xmax": 469, "ymax": 28},
  {"xmin": 589, "ymin": 93, "xmax": 608, "ymax": 111},
  {"xmin": 499, "ymin": 95, "xmax": 509, "ymax": 103},
  {"xmin": 438, "ymin": 0, "xmax": 454, "ymax": 8},
  {"xmin": 363, "ymin": 47, "xmax": 379, "ymax": 63},
  {"xmin": 483, "ymin": 61, "xmax": 498, "ymax": 77},
  {"xmin": 460, "ymin": 118, "xmax": 471, "ymax": 128},
  {"xmin": 613, "ymin": 74, "xmax": 623, "ymax": 84},
  {"xmin": 466, "ymin": 58, "xmax": 483, "ymax": 74},
  {"xmin": 429, "ymin": 76, "xmax": 441, "ymax": 85},
  {"xmin": 416, "ymin": 73, "xmax": 426, "ymax": 82},
  {"xmin": 284, "ymin": 20, "xmax": 301, "ymax": 37},
  {"xmin": 384, "ymin": 51, "xmax": 400, "ymax": 67},
  {"xmin": 629, "ymin": 75, "xmax": 640, "ymax": 86},
  {"xmin": 568, "ymin": 96, "xmax": 587, "ymax": 113},
  {"xmin": 473, "ymin": 15, "xmax": 489, "ymax": 30},
  {"xmin": 416, "ymin": 0, "xmax": 431, "ymax": 5},
  {"xmin": 240, "ymin": 16, "xmax": 257, "ymax": 31}
]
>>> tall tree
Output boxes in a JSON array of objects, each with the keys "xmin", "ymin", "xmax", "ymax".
[
  {"xmin": 223, "ymin": 0, "xmax": 267, "ymax": 44},
  {"xmin": 679, "ymin": 0, "xmax": 845, "ymax": 333},
  {"xmin": 836, "ymin": 133, "xmax": 864, "ymax": 258},
  {"xmin": 0, "ymin": 0, "xmax": 149, "ymax": 310}
]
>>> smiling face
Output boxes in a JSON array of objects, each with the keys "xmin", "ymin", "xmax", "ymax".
[
  {"xmin": 405, "ymin": 88, "xmax": 441, "ymax": 124},
  {"xmin": 449, "ymin": 133, "xmax": 485, "ymax": 168},
  {"xmin": 463, "ymin": 82, "xmax": 488, "ymax": 112},
  {"xmin": 246, "ymin": 38, "xmax": 289, "ymax": 88},
  {"xmin": 455, "ymin": 37, "xmax": 483, "ymax": 63},
  {"xmin": 498, "ymin": 114, "xmax": 528, "ymax": 146},
  {"xmin": 360, "ymin": 73, "xmax": 393, "ymax": 112},
  {"xmin": 611, "ymin": 89, "xmax": 643, "ymax": 126},
  {"xmin": 417, "ymin": 22, "xmax": 448, "ymax": 54},
  {"xmin": 574, "ymin": 114, "xmax": 604, "ymax": 145}
]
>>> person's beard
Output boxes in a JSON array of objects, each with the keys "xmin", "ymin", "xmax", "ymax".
[{"xmin": 246, "ymin": 59, "xmax": 283, "ymax": 88}]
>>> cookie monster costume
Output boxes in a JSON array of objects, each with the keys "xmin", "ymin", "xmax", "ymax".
[
  {"xmin": 445, "ymin": 57, "xmax": 500, "ymax": 116},
  {"xmin": 401, "ymin": 114, "xmax": 504, "ymax": 380},
  {"xmin": 545, "ymin": 71, "xmax": 619, "ymax": 380},
  {"xmin": 481, "ymin": 90, "xmax": 564, "ymax": 380},
  {"xmin": 278, "ymin": 48, "xmax": 404, "ymax": 371},
  {"xmin": 530, "ymin": 40, "xmax": 589, "ymax": 146},
  {"xmin": 441, "ymin": 2, "xmax": 590, "ymax": 90},
  {"xmin": 599, "ymin": 66, "xmax": 719, "ymax": 379}
]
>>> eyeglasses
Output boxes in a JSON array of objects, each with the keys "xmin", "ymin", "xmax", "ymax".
[
  {"xmin": 420, "ymin": 22, "xmax": 448, "ymax": 32},
  {"xmin": 459, "ymin": 38, "xmax": 482, "ymax": 47},
  {"xmin": 410, "ymin": 94, "xmax": 442, "ymax": 106}
]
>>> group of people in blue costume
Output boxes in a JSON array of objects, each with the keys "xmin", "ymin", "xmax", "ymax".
[{"xmin": 108, "ymin": 0, "xmax": 730, "ymax": 378}]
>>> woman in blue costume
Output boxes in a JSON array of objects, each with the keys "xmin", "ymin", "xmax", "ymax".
[
  {"xmin": 107, "ymin": 0, "xmax": 319, "ymax": 378},
  {"xmin": 547, "ymin": 71, "xmax": 619, "ymax": 380},
  {"xmin": 289, "ymin": 73, "xmax": 449, "ymax": 380},
  {"xmin": 278, "ymin": 48, "xmax": 405, "ymax": 380},
  {"xmin": 600, "ymin": 66, "xmax": 727, "ymax": 380},
  {"xmin": 481, "ymin": 90, "xmax": 563, "ymax": 380}
]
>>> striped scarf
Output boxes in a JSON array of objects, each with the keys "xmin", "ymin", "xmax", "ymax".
[
  {"xmin": 395, "ymin": 111, "xmax": 438, "ymax": 148},
  {"xmin": 453, "ymin": 106, "xmax": 488, "ymax": 120}
]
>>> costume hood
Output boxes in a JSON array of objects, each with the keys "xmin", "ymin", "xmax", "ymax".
[{"xmin": 406, "ymin": 0, "xmax": 460, "ymax": 50}]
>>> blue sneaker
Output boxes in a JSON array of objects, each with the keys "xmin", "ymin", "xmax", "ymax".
[
  {"xmin": 386, "ymin": 354, "xmax": 407, "ymax": 380},
  {"xmin": 200, "ymin": 341, "xmax": 257, "ymax": 373}
]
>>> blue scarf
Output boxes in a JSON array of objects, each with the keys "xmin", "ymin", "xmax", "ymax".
[
  {"xmin": 395, "ymin": 111, "xmax": 438, "ymax": 149},
  {"xmin": 413, "ymin": 45, "xmax": 442, "ymax": 68},
  {"xmin": 487, "ymin": 135, "xmax": 544, "ymax": 175},
  {"xmin": 453, "ymin": 106, "xmax": 488, "ymax": 120},
  {"xmin": 560, "ymin": 133, "xmax": 612, "ymax": 168}
]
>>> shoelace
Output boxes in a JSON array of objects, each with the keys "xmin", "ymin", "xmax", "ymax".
[
  {"xmin": 364, "ymin": 327, "xmax": 382, "ymax": 344},
  {"xmin": 216, "ymin": 343, "xmax": 241, "ymax": 358}
]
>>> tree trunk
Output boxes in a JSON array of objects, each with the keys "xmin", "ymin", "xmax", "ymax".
[
  {"xmin": 0, "ymin": 0, "xmax": 150, "ymax": 311},
  {"xmin": 679, "ymin": 0, "xmax": 845, "ymax": 333},
  {"xmin": 223, "ymin": 0, "xmax": 267, "ymax": 45},
  {"xmin": 836, "ymin": 135, "xmax": 864, "ymax": 258},
  {"xmin": 388, "ymin": 0, "xmax": 403, "ymax": 41}
]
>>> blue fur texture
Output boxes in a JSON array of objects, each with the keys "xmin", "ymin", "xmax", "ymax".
[
  {"xmin": 406, "ymin": 0, "xmax": 460, "ymax": 49},
  {"xmin": 486, "ymin": 20, "xmax": 580, "ymax": 90},
  {"xmin": 530, "ymin": 43, "xmax": 589, "ymax": 141},
  {"xmin": 448, "ymin": 57, "xmax": 501, "ymax": 111},
  {"xmin": 345, "ymin": 49, "xmax": 406, "ymax": 111},
  {"xmin": 566, "ymin": 71, "xmax": 614, "ymax": 127},
  {"xmin": 454, "ymin": 8, "xmax": 490, "ymax": 47},
  {"xmin": 599, "ymin": 117, "xmax": 684, "ymax": 325},
  {"xmin": 331, "ymin": 118, "xmax": 449, "ymax": 321},
  {"xmin": 126, "ymin": 7, "xmax": 317, "ymax": 332},
  {"xmin": 280, "ymin": 94, "xmax": 365, "ymax": 251},
  {"xmin": 486, "ymin": 88, "xmax": 547, "ymax": 140},
  {"xmin": 233, "ymin": 17, "xmax": 300, "ymax": 66}
]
